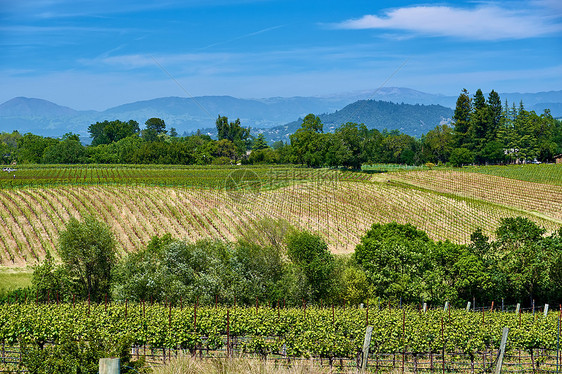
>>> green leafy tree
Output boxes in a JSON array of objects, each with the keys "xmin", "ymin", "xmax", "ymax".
[
  {"xmin": 215, "ymin": 115, "xmax": 250, "ymax": 158},
  {"xmin": 0, "ymin": 131, "xmax": 21, "ymax": 164},
  {"xmin": 494, "ymin": 217, "xmax": 560, "ymax": 304},
  {"xmin": 380, "ymin": 133, "xmax": 419, "ymax": 164},
  {"xmin": 31, "ymin": 251, "xmax": 73, "ymax": 302},
  {"xmin": 17, "ymin": 133, "xmax": 58, "ymax": 164},
  {"xmin": 285, "ymin": 231, "xmax": 335, "ymax": 302},
  {"xmin": 88, "ymin": 120, "xmax": 140, "ymax": 146},
  {"xmin": 421, "ymin": 124, "xmax": 454, "ymax": 163},
  {"xmin": 449, "ymin": 147, "xmax": 474, "ymax": 167},
  {"xmin": 354, "ymin": 223, "xmax": 431, "ymax": 303},
  {"xmin": 42, "ymin": 137, "xmax": 86, "ymax": 164},
  {"xmin": 58, "ymin": 216, "xmax": 117, "ymax": 302},
  {"xmin": 145, "ymin": 117, "xmax": 167, "ymax": 134},
  {"xmin": 289, "ymin": 114, "xmax": 326, "ymax": 167},
  {"xmin": 334, "ymin": 122, "xmax": 369, "ymax": 169}
]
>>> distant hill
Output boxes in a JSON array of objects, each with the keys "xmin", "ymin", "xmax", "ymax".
[
  {"xmin": 531, "ymin": 103, "xmax": 562, "ymax": 118},
  {"xmin": 251, "ymin": 100, "xmax": 453, "ymax": 142},
  {"xmin": 0, "ymin": 97, "xmax": 77, "ymax": 117},
  {"xmin": 0, "ymin": 89, "xmax": 560, "ymax": 139}
]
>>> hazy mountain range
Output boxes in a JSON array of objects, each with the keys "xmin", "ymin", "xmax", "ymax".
[{"xmin": 1, "ymin": 87, "xmax": 560, "ymax": 141}]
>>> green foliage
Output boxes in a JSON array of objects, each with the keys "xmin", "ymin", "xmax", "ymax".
[
  {"xmin": 17, "ymin": 133, "xmax": 58, "ymax": 164},
  {"xmin": 453, "ymin": 88, "xmax": 472, "ymax": 148},
  {"xmin": 0, "ymin": 131, "xmax": 21, "ymax": 164},
  {"xmin": 1, "ymin": 303, "xmax": 560, "ymax": 366},
  {"xmin": 112, "ymin": 236, "xmax": 286, "ymax": 305},
  {"xmin": 88, "ymin": 120, "xmax": 140, "ymax": 146},
  {"xmin": 252, "ymin": 133, "xmax": 269, "ymax": 150},
  {"xmin": 286, "ymin": 231, "xmax": 335, "ymax": 302},
  {"xmin": 421, "ymin": 125, "xmax": 454, "ymax": 163},
  {"xmin": 41, "ymin": 138, "xmax": 86, "ymax": 164},
  {"xmin": 58, "ymin": 216, "xmax": 116, "ymax": 302},
  {"xmin": 289, "ymin": 114, "xmax": 326, "ymax": 167},
  {"xmin": 215, "ymin": 115, "xmax": 250, "ymax": 157},
  {"xmin": 494, "ymin": 217, "xmax": 560, "ymax": 303},
  {"xmin": 20, "ymin": 329, "xmax": 145, "ymax": 374},
  {"xmin": 32, "ymin": 251, "xmax": 73, "ymax": 302},
  {"xmin": 145, "ymin": 117, "xmax": 167, "ymax": 135},
  {"xmin": 354, "ymin": 223, "xmax": 430, "ymax": 303},
  {"xmin": 354, "ymin": 220, "xmax": 562, "ymax": 306},
  {"xmin": 449, "ymin": 147, "xmax": 474, "ymax": 167}
]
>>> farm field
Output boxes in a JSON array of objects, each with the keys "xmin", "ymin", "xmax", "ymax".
[
  {"xmin": 465, "ymin": 164, "xmax": 562, "ymax": 186},
  {"xmin": 384, "ymin": 168, "xmax": 562, "ymax": 223},
  {"xmin": 0, "ymin": 164, "xmax": 560, "ymax": 267}
]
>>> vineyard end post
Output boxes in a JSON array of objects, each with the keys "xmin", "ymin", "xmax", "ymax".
[
  {"xmin": 494, "ymin": 327, "xmax": 509, "ymax": 374},
  {"xmin": 360, "ymin": 325, "xmax": 373, "ymax": 372},
  {"xmin": 99, "ymin": 358, "xmax": 120, "ymax": 374}
]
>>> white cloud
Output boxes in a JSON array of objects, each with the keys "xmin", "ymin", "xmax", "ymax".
[{"xmin": 334, "ymin": 5, "xmax": 562, "ymax": 40}]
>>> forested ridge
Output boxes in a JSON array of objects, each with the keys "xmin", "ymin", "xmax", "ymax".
[{"xmin": 1, "ymin": 89, "xmax": 560, "ymax": 167}]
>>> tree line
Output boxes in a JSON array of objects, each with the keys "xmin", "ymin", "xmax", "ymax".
[
  {"xmin": 1, "ymin": 89, "xmax": 561, "ymax": 167},
  {"xmin": 8, "ymin": 216, "xmax": 560, "ymax": 308}
]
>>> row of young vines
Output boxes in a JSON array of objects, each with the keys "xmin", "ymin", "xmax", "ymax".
[{"xmin": 1, "ymin": 303, "xmax": 560, "ymax": 360}]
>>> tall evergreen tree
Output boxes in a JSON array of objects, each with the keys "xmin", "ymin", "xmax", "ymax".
[
  {"xmin": 469, "ymin": 89, "xmax": 488, "ymax": 159},
  {"xmin": 486, "ymin": 90, "xmax": 502, "ymax": 142},
  {"xmin": 452, "ymin": 89, "xmax": 472, "ymax": 149}
]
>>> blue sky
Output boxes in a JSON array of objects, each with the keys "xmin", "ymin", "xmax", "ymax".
[{"xmin": 1, "ymin": 0, "xmax": 561, "ymax": 110}]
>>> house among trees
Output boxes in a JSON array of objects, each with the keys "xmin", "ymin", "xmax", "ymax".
[{"xmin": 555, "ymin": 154, "xmax": 562, "ymax": 164}]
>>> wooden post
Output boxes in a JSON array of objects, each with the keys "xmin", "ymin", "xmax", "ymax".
[
  {"xmin": 494, "ymin": 327, "xmax": 509, "ymax": 374},
  {"xmin": 99, "ymin": 358, "xmax": 120, "ymax": 374},
  {"xmin": 515, "ymin": 303, "xmax": 520, "ymax": 315},
  {"xmin": 360, "ymin": 326, "xmax": 373, "ymax": 372}
]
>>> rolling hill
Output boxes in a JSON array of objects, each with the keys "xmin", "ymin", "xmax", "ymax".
[{"xmin": 0, "ymin": 165, "xmax": 560, "ymax": 267}]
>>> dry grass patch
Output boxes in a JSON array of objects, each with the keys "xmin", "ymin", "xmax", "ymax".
[{"xmin": 150, "ymin": 355, "xmax": 334, "ymax": 374}]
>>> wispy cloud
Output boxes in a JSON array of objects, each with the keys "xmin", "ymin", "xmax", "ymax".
[
  {"xmin": 196, "ymin": 25, "xmax": 285, "ymax": 51},
  {"xmin": 334, "ymin": 5, "xmax": 562, "ymax": 40}
]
